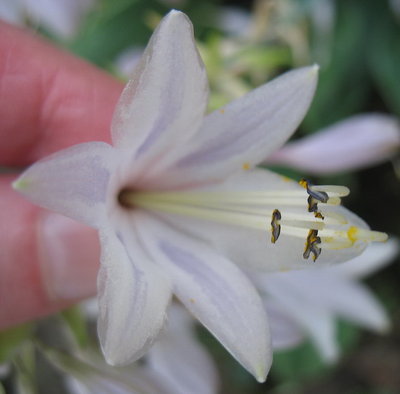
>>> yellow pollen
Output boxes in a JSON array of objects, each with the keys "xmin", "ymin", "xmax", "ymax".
[
  {"xmin": 299, "ymin": 179, "xmax": 308, "ymax": 189},
  {"xmin": 219, "ymin": 108, "xmax": 225, "ymax": 114},
  {"xmin": 347, "ymin": 226, "xmax": 359, "ymax": 243},
  {"xmin": 242, "ymin": 162, "xmax": 251, "ymax": 171}
]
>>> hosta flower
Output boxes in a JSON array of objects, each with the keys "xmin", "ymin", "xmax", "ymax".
[{"xmin": 13, "ymin": 10, "xmax": 387, "ymax": 381}]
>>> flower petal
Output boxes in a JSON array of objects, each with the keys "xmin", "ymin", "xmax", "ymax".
[
  {"xmin": 136, "ymin": 213, "xmax": 271, "ymax": 382},
  {"xmin": 156, "ymin": 168, "xmax": 368, "ymax": 271},
  {"xmin": 97, "ymin": 224, "xmax": 172, "ymax": 366},
  {"xmin": 157, "ymin": 66, "xmax": 318, "ymax": 188},
  {"xmin": 13, "ymin": 142, "xmax": 115, "ymax": 228},
  {"xmin": 278, "ymin": 270, "xmax": 389, "ymax": 332},
  {"xmin": 111, "ymin": 10, "xmax": 208, "ymax": 169},
  {"xmin": 258, "ymin": 268, "xmax": 388, "ymax": 356},
  {"xmin": 147, "ymin": 304, "xmax": 219, "ymax": 394},
  {"xmin": 328, "ymin": 239, "xmax": 399, "ymax": 279},
  {"xmin": 264, "ymin": 300, "xmax": 304, "ymax": 350},
  {"xmin": 266, "ymin": 114, "xmax": 400, "ymax": 174},
  {"xmin": 259, "ymin": 273, "xmax": 338, "ymax": 362}
]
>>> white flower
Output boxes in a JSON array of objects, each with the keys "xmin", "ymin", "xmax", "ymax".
[
  {"xmin": 266, "ymin": 114, "xmax": 400, "ymax": 174},
  {"xmin": 254, "ymin": 239, "xmax": 399, "ymax": 362},
  {"xmin": 13, "ymin": 10, "xmax": 387, "ymax": 381}
]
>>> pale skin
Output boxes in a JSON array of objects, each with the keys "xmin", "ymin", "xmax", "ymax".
[{"xmin": 0, "ymin": 21, "xmax": 124, "ymax": 329}]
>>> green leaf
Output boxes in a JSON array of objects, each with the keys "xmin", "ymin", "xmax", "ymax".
[
  {"xmin": 61, "ymin": 307, "xmax": 89, "ymax": 348},
  {"xmin": 68, "ymin": 0, "xmax": 165, "ymax": 67},
  {"xmin": 0, "ymin": 324, "xmax": 32, "ymax": 363},
  {"xmin": 368, "ymin": 1, "xmax": 400, "ymax": 116},
  {"xmin": 13, "ymin": 343, "xmax": 37, "ymax": 394},
  {"xmin": 304, "ymin": 0, "xmax": 371, "ymax": 132},
  {"xmin": 271, "ymin": 341, "xmax": 328, "ymax": 383},
  {"xmin": 271, "ymin": 320, "xmax": 361, "ymax": 385}
]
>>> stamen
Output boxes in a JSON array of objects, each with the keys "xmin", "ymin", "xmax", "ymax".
[
  {"xmin": 274, "ymin": 211, "xmax": 343, "ymax": 225},
  {"xmin": 320, "ymin": 211, "xmax": 348, "ymax": 224},
  {"xmin": 303, "ymin": 229, "xmax": 322, "ymax": 261},
  {"xmin": 299, "ymin": 179, "xmax": 328, "ymax": 202},
  {"xmin": 347, "ymin": 226, "xmax": 388, "ymax": 243},
  {"xmin": 319, "ymin": 238, "xmax": 353, "ymax": 250},
  {"xmin": 300, "ymin": 178, "xmax": 343, "ymax": 220},
  {"xmin": 270, "ymin": 209, "xmax": 281, "ymax": 243},
  {"xmin": 119, "ymin": 181, "xmax": 387, "ymax": 263},
  {"xmin": 280, "ymin": 219, "xmax": 325, "ymax": 231},
  {"xmin": 310, "ymin": 185, "xmax": 350, "ymax": 197},
  {"xmin": 132, "ymin": 191, "xmax": 341, "ymax": 208}
]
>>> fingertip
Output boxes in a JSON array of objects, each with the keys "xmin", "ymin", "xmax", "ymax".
[{"xmin": 0, "ymin": 176, "xmax": 99, "ymax": 329}]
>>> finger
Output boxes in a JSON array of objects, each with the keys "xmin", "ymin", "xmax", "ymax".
[
  {"xmin": 0, "ymin": 176, "xmax": 100, "ymax": 330},
  {"xmin": 0, "ymin": 21, "xmax": 124, "ymax": 166}
]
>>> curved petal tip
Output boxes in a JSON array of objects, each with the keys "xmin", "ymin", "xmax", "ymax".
[
  {"xmin": 255, "ymin": 366, "xmax": 268, "ymax": 383},
  {"xmin": 163, "ymin": 9, "xmax": 191, "ymax": 25}
]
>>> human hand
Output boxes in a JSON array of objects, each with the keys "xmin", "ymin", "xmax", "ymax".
[{"xmin": 0, "ymin": 21, "xmax": 124, "ymax": 329}]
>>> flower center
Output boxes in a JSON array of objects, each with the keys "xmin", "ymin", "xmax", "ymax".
[{"xmin": 119, "ymin": 179, "xmax": 387, "ymax": 262}]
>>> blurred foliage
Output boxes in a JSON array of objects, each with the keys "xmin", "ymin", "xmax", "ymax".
[
  {"xmin": 0, "ymin": 325, "xmax": 32, "ymax": 364},
  {"xmin": 64, "ymin": 0, "xmax": 222, "ymax": 69},
  {"xmin": 61, "ymin": 307, "xmax": 89, "ymax": 349},
  {"xmin": 368, "ymin": 0, "xmax": 400, "ymax": 117},
  {"xmin": 304, "ymin": 0, "xmax": 371, "ymax": 131},
  {"xmin": 305, "ymin": 0, "xmax": 400, "ymax": 131},
  {"xmin": 271, "ymin": 321, "xmax": 360, "ymax": 383}
]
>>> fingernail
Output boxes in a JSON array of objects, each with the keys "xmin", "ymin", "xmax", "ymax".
[{"xmin": 38, "ymin": 213, "xmax": 100, "ymax": 301}]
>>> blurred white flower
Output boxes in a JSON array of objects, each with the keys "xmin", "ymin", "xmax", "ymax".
[
  {"xmin": 53, "ymin": 349, "xmax": 169, "ymax": 394},
  {"xmin": 267, "ymin": 114, "xmax": 400, "ymax": 174},
  {"xmin": 265, "ymin": 300, "xmax": 304, "ymax": 350},
  {"xmin": 254, "ymin": 239, "xmax": 399, "ymax": 362},
  {"xmin": 113, "ymin": 46, "xmax": 143, "ymax": 80},
  {"xmin": 145, "ymin": 305, "xmax": 219, "ymax": 394},
  {"xmin": 0, "ymin": 0, "xmax": 93, "ymax": 38},
  {"xmin": 218, "ymin": 6, "xmax": 251, "ymax": 37},
  {"xmin": 82, "ymin": 299, "xmax": 219, "ymax": 394}
]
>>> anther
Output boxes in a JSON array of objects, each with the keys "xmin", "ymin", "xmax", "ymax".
[
  {"xmin": 270, "ymin": 209, "xmax": 282, "ymax": 244},
  {"xmin": 303, "ymin": 229, "xmax": 322, "ymax": 262},
  {"xmin": 314, "ymin": 211, "xmax": 324, "ymax": 220},
  {"xmin": 301, "ymin": 179, "xmax": 329, "ymax": 218},
  {"xmin": 307, "ymin": 195, "xmax": 318, "ymax": 212}
]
